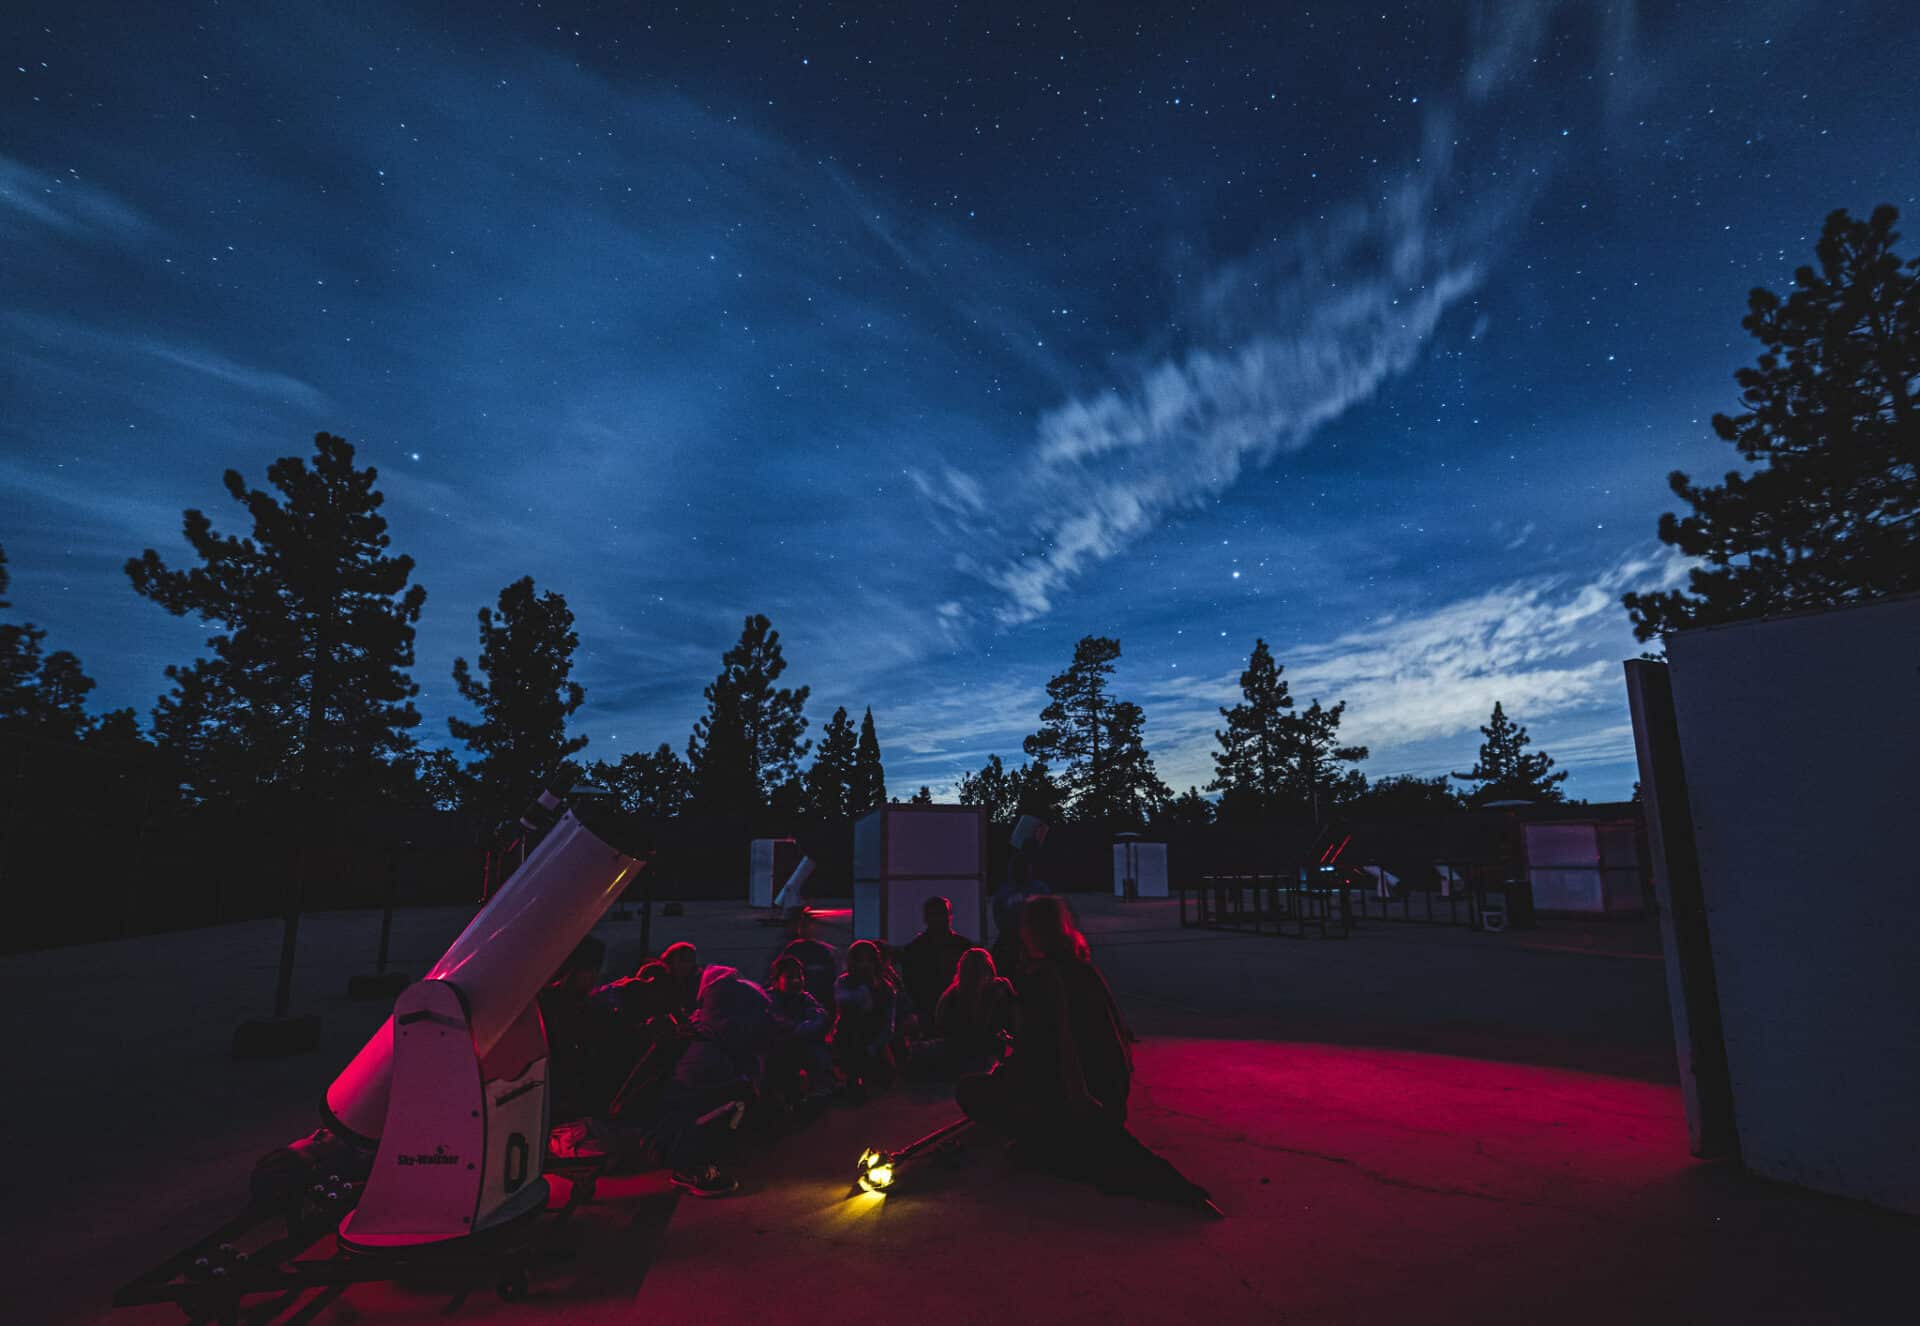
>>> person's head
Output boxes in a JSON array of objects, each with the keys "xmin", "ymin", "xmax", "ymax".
[
  {"xmin": 636, "ymin": 960, "xmax": 670, "ymax": 984},
  {"xmin": 845, "ymin": 938, "xmax": 882, "ymax": 984},
  {"xmin": 955, "ymin": 946, "xmax": 994, "ymax": 992},
  {"xmin": 661, "ymin": 941, "xmax": 698, "ymax": 984},
  {"xmin": 551, "ymin": 934, "xmax": 607, "ymax": 997},
  {"xmin": 771, "ymin": 954, "xmax": 806, "ymax": 996},
  {"xmin": 921, "ymin": 895, "xmax": 953, "ymax": 934},
  {"xmin": 921, "ymin": 890, "xmax": 952, "ymax": 932},
  {"xmin": 1021, "ymin": 895, "xmax": 1089, "ymax": 964}
]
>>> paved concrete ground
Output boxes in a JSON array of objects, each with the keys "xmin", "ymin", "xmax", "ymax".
[{"xmin": 3, "ymin": 896, "xmax": 1911, "ymax": 1324}]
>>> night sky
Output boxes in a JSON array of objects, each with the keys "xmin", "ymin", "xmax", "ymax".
[{"xmin": 4, "ymin": 1, "xmax": 1915, "ymax": 801}]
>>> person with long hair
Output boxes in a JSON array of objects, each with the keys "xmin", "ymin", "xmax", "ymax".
[
  {"xmin": 956, "ymin": 897, "xmax": 1213, "ymax": 1211},
  {"xmin": 832, "ymin": 938, "xmax": 899, "ymax": 1099},
  {"xmin": 934, "ymin": 946, "xmax": 1016, "ymax": 1076}
]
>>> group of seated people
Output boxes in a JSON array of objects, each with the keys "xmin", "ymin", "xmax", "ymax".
[{"xmin": 537, "ymin": 895, "xmax": 1019, "ymax": 1197}]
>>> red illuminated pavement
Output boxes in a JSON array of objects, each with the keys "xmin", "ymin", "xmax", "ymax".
[{"xmin": 7, "ymin": 897, "xmax": 1912, "ymax": 1324}]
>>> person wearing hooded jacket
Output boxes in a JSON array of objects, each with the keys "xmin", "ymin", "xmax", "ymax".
[{"xmin": 641, "ymin": 964, "xmax": 776, "ymax": 1196}]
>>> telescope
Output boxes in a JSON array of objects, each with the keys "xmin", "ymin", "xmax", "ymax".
[
  {"xmin": 116, "ymin": 780, "xmax": 652, "ymax": 1317},
  {"xmin": 266, "ymin": 783, "xmax": 650, "ymax": 1250},
  {"xmin": 772, "ymin": 853, "xmax": 816, "ymax": 910}
]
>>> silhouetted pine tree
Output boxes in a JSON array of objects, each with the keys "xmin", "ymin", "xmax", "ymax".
[
  {"xmin": 908, "ymin": 784, "xmax": 934, "ymax": 804},
  {"xmin": 959, "ymin": 753, "xmax": 1062, "ymax": 824},
  {"xmin": 851, "ymin": 705, "xmax": 887, "ymax": 813},
  {"xmin": 1281, "ymin": 699, "xmax": 1369, "ymax": 827},
  {"xmin": 449, "ymin": 576, "xmax": 588, "ymax": 822},
  {"xmin": 803, "ymin": 705, "xmax": 859, "ymax": 818},
  {"xmin": 593, "ymin": 743, "xmax": 694, "ymax": 818},
  {"xmin": 956, "ymin": 754, "xmax": 1010, "ymax": 820},
  {"xmin": 0, "ymin": 543, "xmax": 103, "ymax": 744},
  {"xmin": 127, "ymin": 433, "xmax": 426, "ymax": 804},
  {"xmin": 1344, "ymin": 773, "xmax": 1462, "ymax": 818},
  {"xmin": 1160, "ymin": 785, "xmax": 1216, "ymax": 829},
  {"xmin": 1010, "ymin": 758, "xmax": 1067, "ymax": 821},
  {"xmin": 1625, "ymin": 206, "xmax": 1920, "ymax": 639},
  {"xmin": 1451, "ymin": 702, "xmax": 1567, "ymax": 806},
  {"xmin": 412, "ymin": 747, "xmax": 470, "ymax": 812},
  {"xmin": 1208, "ymin": 638, "xmax": 1295, "ymax": 821},
  {"xmin": 1101, "ymin": 699, "xmax": 1173, "ymax": 828},
  {"xmin": 1024, "ymin": 635, "xmax": 1169, "ymax": 824},
  {"xmin": 687, "ymin": 614, "xmax": 809, "ymax": 812}
]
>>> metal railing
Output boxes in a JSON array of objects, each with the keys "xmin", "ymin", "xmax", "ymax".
[
  {"xmin": 1179, "ymin": 873, "xmax": 1351, "ymax": 939},
  {"xmin": 1179, "ymin": 861, "xmax": 1505, "ymax": 936}
]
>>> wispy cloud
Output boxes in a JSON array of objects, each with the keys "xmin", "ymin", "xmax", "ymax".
[
  {"xmin": 907, "ymin": 8, "xmax": 1588, "ymax": 626},
  {"xmin": 876, "ymin": 675, "xmax": 1048, "ymax": 764},
  {"xmin": 1137, "ymin": 548, "xmax": 1692, "ymax": 791},
  {"xmin": 1, "ymin": 311, "xmax": 329, "ymax": 417},
  {"xmin": 140, "ymin": 344, "xmax": 330, "ymax": 413},
  {"xmin": 950, "ymin": 147, "xmax": 1491, "ymax": 625},
  {"xmin": 0, "ymin": 155, "xmax": 153, "ymax": 245}
]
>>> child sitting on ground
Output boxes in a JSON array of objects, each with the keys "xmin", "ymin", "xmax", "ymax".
[
  {"xmin": 637, "ymin": 964, "xmax": 777, "ymax": 1197},
  {"xmin": 832, "ymin": 939, "xmax": 899, "ymax": 1101},
  {"xmin": 766, "ymin": 955, "xmax": 834, "ymax": 1104},
  {"xmin": 934, "ymin": 946, "xmax": 1017, "ymax": 1077}
]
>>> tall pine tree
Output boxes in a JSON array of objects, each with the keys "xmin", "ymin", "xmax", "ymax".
[
  {"xmin": 803, "ymin": 705, "xmax": 859, "ymax": 818},
  {"xmin": 1208, "ymin": 638, "xmax": 1296, "ymax": 822},
  {"xmin": 127, "ymin": 433, "xmax": 426, "ymax": 804},
  {"xmin": 687, "ymin": 614, "xmax": 809, "ymax": 812},
  {"xmin": 1024, "ymin": 635, "xmax": 1169, "ymax": 824},
  {"xmin": 851, "ymin": 705, "xmax": 887, "ymax": 813},
  {"xmin": 1451, "ymin": 702, "xmax": 1568, "ymax": 806},
  {"xmin": 1282, "ymin": 699, "xmax": 1369, "ymax": 827},
  {"xmin": 1625, "ymin": 205, "xmax": 1920, "ymax": 639},
  {"xmin": 448, "ymin": 576, "xmax": 588, "ymax": 821}
]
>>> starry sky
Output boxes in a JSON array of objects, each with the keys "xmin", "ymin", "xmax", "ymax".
[{"xmin": 4, "ymin": 1, "xmax": 1916, "ymax": 802}]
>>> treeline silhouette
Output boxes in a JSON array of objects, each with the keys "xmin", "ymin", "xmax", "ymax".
[
  {"xmin": 7, "ymin": 204, "xmax": 1911, "ymax": 953},
  {"xmin": 0, "ymin": 434, "xmax": 1566, "ymax": 955}
]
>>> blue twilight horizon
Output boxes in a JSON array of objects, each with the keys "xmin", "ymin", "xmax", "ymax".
[{"xmin": 3, "ymin": 1, "xmax": 1915, "ymax": 801}]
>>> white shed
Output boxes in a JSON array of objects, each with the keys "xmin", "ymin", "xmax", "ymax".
[
  {"xmin": 1112, "ymin": 833, "xmax": 1169, "ymax": 899},
  {"xmin": 1522, "ymin": 820, "xmax": 1643, "ymax": 914},
  {"xmin": 851, "ymin": 804, "xmax": 988, "ymax": 947}
]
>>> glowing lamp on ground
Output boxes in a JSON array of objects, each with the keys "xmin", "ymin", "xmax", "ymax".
[
  {"xmin": 854, "ymin": 1119, "xmax": 973, "ymax": 1195},
  {"xmin": 855, "ymin": 1148, "xmax": 896, "ymax": 1193}
]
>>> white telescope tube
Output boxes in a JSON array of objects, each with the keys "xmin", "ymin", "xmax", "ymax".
[
  {"xmin": 1010, "ymin": 814, "xmax": 1050, "ymax": 854},
  {"xmin": 772, "ymin": 855, "xmax": 816, "ymax": 910},
  {"xmin": 324, "ymin": 811, "xmax": 642, "ymax": 1142}
]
